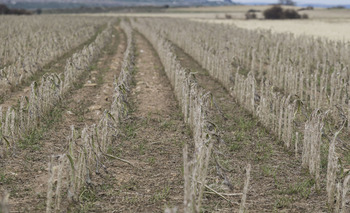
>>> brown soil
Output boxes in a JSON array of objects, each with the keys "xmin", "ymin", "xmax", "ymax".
[
  {"xmin": 174, "ymin": 45, "xmax": 327, "ymax": 212},
  {"xmin": 87, "ymin": 32, "xmax": 192, "ymax": 212},
  {"xmin": 0, "ymin": 26, "xmax": 125, "ymax": 212}
]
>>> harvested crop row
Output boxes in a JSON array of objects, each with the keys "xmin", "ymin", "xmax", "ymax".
[
  {"xmin": 152, "ymin": 18, "xmax": 350, "ymax": 151},
  {"xmin": 135, "ymin": 17, "xmax": 350, "ymax": 211},
  {"xmin": 0, "ymin": 21, "xmax": 114, "ymax": 158},
  {"xmin": 1, "ymin": 20, "xmax": 125, "ymax": 212},
  {"xmin": 151, "ymin": 18, "xmax": 349, "ymax": 120},
  {"xmin": 135, "ymin": 19, "xmax": 296, "ymax": 149},
  {"xmin": 173, "ymin": 39, "xmax": 333, "ymax": 211},
  {"xmin": 44, "ymin": 20, "xmax": 136, "ymax": 212},
  {"xmin": 148, "ymin": 18, "xmax": 350, "ymax": 137},
  {"xmin": 111, "ymin": 20, "xmax": 135, "ymax": 122},
  {"xmin": 131, "ymin": 19, "xmax": 251, "ymax": 212},
  {"xmin": 0, "ymin": 16, "xmax": 110, "ymax": 97}
]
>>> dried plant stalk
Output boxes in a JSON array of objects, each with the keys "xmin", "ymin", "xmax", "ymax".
[
  {"xmin": 0, "ymin": 191, "xmax": 9, "ymax": 213},
  {"xmin": 131, "ymin": 19, "xmax": 217, "ymax": 213},
  {"xmin": 327, "ymin": 125, "xmax": 344, "ymax": 208},
  {"xmin": 239, "ymin": 164, "xmax": 251, "ymax": 213},
  {"xmin": 341, "ymin": 175, "xmax": 350, "ymax": 213},
  {"xmin": 1, "ymin": 20, "xmax": 114, "ymax": 157}
]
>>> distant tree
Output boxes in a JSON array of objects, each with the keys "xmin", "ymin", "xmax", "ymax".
[
  {"xmin": 248, "ymin": 9, "xmax": 260, "ymax": 13},
  {"xmin": 263, "ymin": 5, "xmax": 284, "ymax": 19},
  {"xmin": 263, "ymin": 5, "xmax": 304, "ymax": 19},
  {"xmin": 0, "ymin": 4, "xmax": 31, "ymax": 15},
  {"xmin": 278, "ymin": 0, "xmax": 296, "ymax": 6},
  {"xmin": 328, "ymin": 6, "xmax": 345, "ymax": 9},
  {"xmin": 10, "ymin": 8, "xmax": 32, "ymax": 15},
  {"xmin": 36, "ymin": 8, "xmax": 42, "ymax": 14},
  {"xmin": 0, "ymin": 4, "xmax": 10, "ymax": 14},
  {"xmin": 283, "ymin": 9, "xmax": 300, "ymax": 18},
  {"xmin": 298, "ymin": 6, "xmax": 314, "ymax": 11}
]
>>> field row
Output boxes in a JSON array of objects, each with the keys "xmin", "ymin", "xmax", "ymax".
[
  {"xmin": 0, "ymin": 18, "xmax": 128, "ymax": 212},
  {"xmin": 133, "ymin": 17, "xmax": 350, "ymax": 212},
  {"xmin": 46, "ymin": 20, "xmax": 135, "ymax": 212},
  {"xmin": 1, "ymin": 15, "xmax": 349, "ymax": 212},
  {"xmin": 0, "ymin": 20, "xmax": 115, "ymax": 158},
  {"xmin": 0, "ymin": 16, "xmax": 111, "ymax": 98}
]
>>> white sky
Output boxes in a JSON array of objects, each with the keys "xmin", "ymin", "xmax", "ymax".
[{"xmin": 238, "ymin": 0, "xmax": 350, "ymax": 5}]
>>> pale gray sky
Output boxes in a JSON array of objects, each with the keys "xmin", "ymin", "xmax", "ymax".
[{"xmin": 238, "ymin": 0, "xmax": 350, "ymax": 5}]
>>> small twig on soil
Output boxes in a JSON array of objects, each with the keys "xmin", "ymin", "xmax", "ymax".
[
  {"xmin": 204, "ymin": 191, "xmax": 243, "ymax": 196},
  {"xmin": 149, "ymin": 142, "xmax": 161, "ymax": 146},
  {"xmin": 103, "ymin": 153, "xmax": 136, "ymax": 168},
  {"xmin": 197, "ymin": 181, "xmax": 238, "ymax": 205}
]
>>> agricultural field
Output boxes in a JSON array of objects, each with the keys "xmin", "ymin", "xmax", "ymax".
[
  {"xmin": 91, "ymin": 5, "xmax": 350, "ymax": 41},
  {"xmin": 1, "ymin": 5, "xmax": 350, "ymax": 213}
]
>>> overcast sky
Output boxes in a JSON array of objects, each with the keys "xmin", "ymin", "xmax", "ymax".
[{"xmin": 238, "ymin": 0, "xmax": 350, "ymax": 5}]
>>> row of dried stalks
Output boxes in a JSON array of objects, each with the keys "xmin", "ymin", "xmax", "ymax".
[
  {"xmin": 139, "ymin": 17, "xmax": 350, "ymax": 211},
  {"xmin": 45, "ymin": 20, "xmax": 136, "ymax": 213},
  {"xmin": 131, "ymin": 18, "xmax": 251, "ymax": 213},
  {"xmin": 0, "ymin": 16, "xmax": 111, "ymax": 95},
  {"xmin": 0, "ymin": 21, "xmax": 113, "ymax": 159}
]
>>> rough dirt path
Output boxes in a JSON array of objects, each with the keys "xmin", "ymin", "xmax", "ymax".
[
  {"xmin": 174, "ymin": 46, "xmax": 327, "ymax": 212},
  {"xmin": 88, "ymin": 32, "xmax": 193, "ymax": 212},
  {"xmin": 0, "ymin": 26, "xmax": 125, "ymax": 212}
]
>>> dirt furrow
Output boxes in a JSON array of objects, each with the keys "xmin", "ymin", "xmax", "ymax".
[
  {"xmin": 91, "ymin": 32, "xmax": 193, "ymax": 212},
  {"xmin": 174, "ymin": 45, "xmax": 327, "ymax": 212},
  {"xmin": 0, "ymin": 26, "xmax": 125, "ymax": 212}
]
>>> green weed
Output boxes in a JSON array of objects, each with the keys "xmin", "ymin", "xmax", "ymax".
[{"xmin": 151, "ymin": 185, "xmax": 170, "ymax": 203}]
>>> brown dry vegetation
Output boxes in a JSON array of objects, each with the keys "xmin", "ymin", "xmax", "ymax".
[
  {"xmin": 101, "ymin": 32, "xmax": 192, "ymax": 212},
  {"xmin": 174, "ymin": 45, "xmax": 327, "ymax": 212},
  {"xmin": 0, "ymin": 25, "xmax": 124, "ymax": 212},
  {"xmin": 129, "ymin": 15, "xmax": 350, "ymax": 212},
  {"xmin": 1, "ymin": 7, "xmax": 350, "ymax": 212}
]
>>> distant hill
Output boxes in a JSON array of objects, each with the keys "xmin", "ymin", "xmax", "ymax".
[
  {"xmin": 3, "ymin": 0, "xmax": 348, "ymax": 10},
  {"xmin": 0, "ymin": 0, "xmax": 237, "ymax": 9},
  {"xmin": 298, "ymin": 3, "xmax": 350, "ymax": 8},
  {"xmin": 241, "ymin": 2, "xmax": 350, "ymax": 9}
]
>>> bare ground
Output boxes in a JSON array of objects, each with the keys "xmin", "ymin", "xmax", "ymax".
[
  {"xmin": 174, "ymin": 45, "xmax": 328, "ymax": 212},
  {"xmin": 0, "ymin": 26, "xmax": 125, "ymax": 212}
]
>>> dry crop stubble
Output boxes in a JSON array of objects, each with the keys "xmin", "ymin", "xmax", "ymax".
[
  {"xmin": 193, "ymin": 19, "xmax": 350, "ymax": 42},
  {"xmin": 172, "ymin": 38, "xmax": 328, "ymax": 212},
  {"xmin": 113, "ymin": 31, "xmax": 188, "ymax": 211},
  {"xmin": 0, "ymin": 21, "xmax": 114, "ymax": 158},
  {"xmin": 131, "ymin": 18, "xmax": 256, "ymax": 212},
  {"xmin": 0, "ymin": 19, "xmax": 128, "ymax": 212},
  {"xmin": 135, "ymin": 17, "xmax": 350, "ymax": 211},
  {"xmin": 2, "ymin": 11, "xmax": 350, "ymax": 213},
  {"xmin": 45, "ymin": 20, "xmax": 135, "ymax": 212},
  {"xmin": 0, "ymin": 16, "xmax": 111, "ymax": 98}
]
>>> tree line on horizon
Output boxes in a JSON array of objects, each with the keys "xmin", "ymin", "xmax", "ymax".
[{"xmin": 0, "ymin": 4, "xmax": 32, "ymax": 15}]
